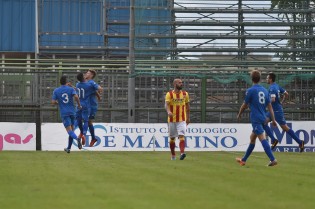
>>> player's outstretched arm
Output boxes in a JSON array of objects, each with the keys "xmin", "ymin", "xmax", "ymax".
[
  {"xmin": 74, "ymin": 95, "xmax": 82, "ymax": 109},
  {"xmin": 51, "ymin": 100, "xmax": 58, "ymax": 105},
  {"xmin": 237, "ymin": 103, "xmax": 248, "ymax": 121},
  {"xmin": 281, "ymin": 91, "xmax": 289, "ymax": 105},
  {"xmin": 165, "ymin": 101, "xmax": 173, "ymax": 117},
  {"xmin": 267, "ymin": 103, "xmax": 277, "ymax": 127}
]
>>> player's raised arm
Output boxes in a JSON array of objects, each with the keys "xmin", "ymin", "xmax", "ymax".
[
  {"xmin": 97, "ymin": 85, "xmax": 103, "ymax": 94},
  {"xmin": 96, "ymin": 91, "xmax": 101, "ymax": 102},
  {"xmin": 66, "ymin": 82, "xmax": 76, "ymax": 89}
]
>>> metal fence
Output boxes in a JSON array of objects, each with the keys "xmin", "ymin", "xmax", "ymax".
[{"xmin": 1, "ymin": 58, "xmax": 315, "ymax": 123}]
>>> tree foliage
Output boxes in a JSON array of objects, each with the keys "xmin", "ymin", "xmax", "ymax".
[
  {"xmin": 270, "ymin": 0, "xmax": 315, "ymax": 61},
  {"xmin": 271, "ymin": 0, "xmax": 314, "ymax": 10}
]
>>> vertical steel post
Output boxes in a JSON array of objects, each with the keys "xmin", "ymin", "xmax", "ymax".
[
  {"xmin": 128, "ymin": 0, "xmax": 135, "ymax": 122},
  {"xmin": 35, "ymin": 0, "xmax": 39, "ymax": 55},
  {"xmin": 201, "ymin": 77, "xmax": 207, "ymax": 123},
  {"xmin": 238, "ymin": 0, "xmax": 245, "ymax": 63},
  {"xmin": 103, "ymin": 0, "xmax": 107, "ymax": 57},
  {"xmin": 35, "ymin": 0, "xmax": 41, "ymax": 150},
  {"xmin": 170, "ymin": 0, "xmax": 176, "ymax": 60}
]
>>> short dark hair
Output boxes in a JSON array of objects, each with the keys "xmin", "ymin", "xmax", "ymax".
[
  {"xmin": 60, "ymin": 75, "xmax": 68, "ymax": 85},
  {"xmin": 268, "ymin": 72, "xmax": 276, "ymax": 82},
  {"xmin": 250, "ymin": 70, "xmax": 261, "ymax": 83},
  {"xmin": 77, "ymin": 72, "xmax": 84, "ymax": 82},
  {"xmin": 88, "ymin": 69, "xmax": 96, "ymax": 79}
]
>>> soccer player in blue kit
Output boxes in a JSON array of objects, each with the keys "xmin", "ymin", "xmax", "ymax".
[
  {"xmin": 76, "ymin": 72, "xmax": 103, "ymax": 145},
  {"xmin": 236, "ymin": 70, "xmax": 278, "ymax": 166},
  {"xmin": 84, "ymin": 69, "xmax": 102, "ymax": 147},
  {"xmin": 52, "ymin": 75, "xmax": 82, "ymax": 153},
  {"xmin": 263, "ymin": 72, "xmax": 305, "ymax": 152}
]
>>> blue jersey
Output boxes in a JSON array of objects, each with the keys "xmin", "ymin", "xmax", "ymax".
[
  {"xmin": 244, "ymin": 84, "xmax": 271, "ymax": 123},
  {"xmin": 76, "ymin": 81, "xmax": 99, "ymax": 108},
  {"xmin": 269, "ymin": 83, "xmax": 285, "ymax": 112},
  {"xmin": 88, "ymin": 80, "xmax": 98, "ymax": 108},
  {"xmin": 52, "ymin": 85, "xmax": 77, "ymax": 117}
]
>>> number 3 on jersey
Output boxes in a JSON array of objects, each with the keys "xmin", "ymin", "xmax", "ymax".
[
  {"xmin": 258, "ymin": 91, "xmax": 265, "ymax": 104},
  {"xmin": 61, "ymin": 93, "xmax": 69, "ymax": 103}
]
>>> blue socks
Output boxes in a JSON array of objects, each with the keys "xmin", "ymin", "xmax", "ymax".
[
  {"xmin": 242, "ymin": 143, "xmax": 255, "ymax": 162},
  {"xmin": 242, "ymin": 140, "xmax": 276, "ymax": 162},
  {"xmin": 77, "ymin": 120, "xmax": 83, "ymax": 134},
  {"xmin": 287, "ymin": 129, "xmax": 302, "ymax": 145},
  {"xmin": 89, "ymin": 124, "xmax": 95, "ymax": 139},
  {"xmin": 261, "ymin": 139, "xmax": 275, "ymax": 161},
  {"xmin": 67, "ymin": 136, "xmax": 73, "ymax": 150},
  {"xmin": 67, "ymin": 130, "xmax": 77, "ymax": 140},
  {"xmin": 263, "ymin": 124, "xmax": 277, "ymax": 143},
  {"xmin": 83, "ymin": 121, "xmax": 88, "ymax": 135}
]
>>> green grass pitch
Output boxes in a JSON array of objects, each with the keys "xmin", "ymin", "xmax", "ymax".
[{"xmin": 0, "ymin": 151, "xmax": 314, "ymax": 209}]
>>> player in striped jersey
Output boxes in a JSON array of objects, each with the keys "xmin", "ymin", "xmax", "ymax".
[{"xmin": 165, "ymin": 79, "xmax": 190, "ymax": 160}]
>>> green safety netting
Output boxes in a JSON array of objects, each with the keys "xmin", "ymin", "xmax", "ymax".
[{"xmin": 131, "ymin": 71, "xmax": 315, "ymax": 86}]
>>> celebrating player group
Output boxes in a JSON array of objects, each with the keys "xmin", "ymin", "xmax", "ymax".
[
  {"xmin": 235, "ymin": 70, "xmax": 305, "ymax": 167},
  {"xmin": 52, "ymin": 69, "xmax": 103, "ymax": 153}
]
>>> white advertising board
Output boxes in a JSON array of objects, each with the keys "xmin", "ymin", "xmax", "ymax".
[
  {"xmin": 42, "ymin": 123, "xmax": 257, "ymax": 151},
  {"xmin": 268, "ymin": 121, "xmax": 315, "ymax": 152},
  {"xmin": 0, "ymin": 123, "xmax": 36, "ymax": 151},
  {"xmin": 42, "ymin": 122, "xmax": 315, "ymax": 152}
]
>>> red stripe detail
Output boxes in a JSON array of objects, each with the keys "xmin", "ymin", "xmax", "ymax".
[
  {"xmin": 179, "ymin": 140, "xmax": 185, "ymax": 154},
  {"xmin": 182, "ymin": 91, "xmax": 186, "ymax": 121},
  {"xmin": 170, "ymin": 141, "xmax": 176, "ymax": 155},
  {"xmin": 169, "ymin": 91, "xmax": 174, "ymax": 122},
  {"xmin": 176, "ymin": 93, "xmax": 180, "ymax": 122},
  {"xmin": 182, "ymin": 104, "xmax": 185, "ymax": 121},
  {"xmin": 176, "ymin": 105, "xmax": 180, "ymax": 122},
  {"xmin": 169, "ymin": 91, "xmax": 173, "ymax": 99}
]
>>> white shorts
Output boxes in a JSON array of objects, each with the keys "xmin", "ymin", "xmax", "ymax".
[{"xmin": 168, "ymin": 121, "xmax": 186, "ymax": 138}]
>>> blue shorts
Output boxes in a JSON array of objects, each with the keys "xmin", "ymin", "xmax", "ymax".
[
  {"xmin": 251, "ymin": 122, "xmax": 265, "ymax": 135},
  {"xmin": 76, "ymin": 107, "xmax": 90, "ymax": 122},
  {"xmin": 89, "ymin": 106, "xmax": 98, "ymax": 120},
  {"xmin": 266, "ymin": 111, "xmax": 286, "ymax": 125},
  {"xmin": 62, "ymin": 115, "xmax": 75, "ymax": 128}
]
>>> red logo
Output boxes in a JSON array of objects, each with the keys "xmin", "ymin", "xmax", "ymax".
[{"xmin": 0, "ymin": 134, "xmax": 33, "ymax": 151}]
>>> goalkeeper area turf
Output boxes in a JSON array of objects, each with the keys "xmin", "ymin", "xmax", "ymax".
[{"xmin": 0, "ymin": 151, "xmax": 313, "ymax": 209}]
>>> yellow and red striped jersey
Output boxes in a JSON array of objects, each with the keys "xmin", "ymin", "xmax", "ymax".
[{"xmin": 165, "ymin": 90, "xmax": 190, "ymax": 122}]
